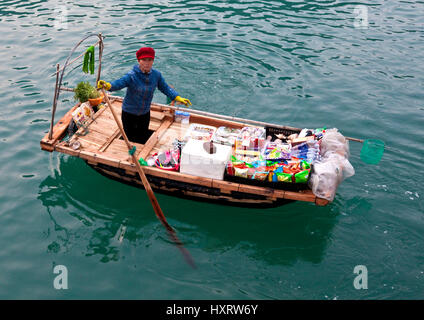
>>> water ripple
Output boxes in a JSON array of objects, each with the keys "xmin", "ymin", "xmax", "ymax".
[{"xmin": 0, "ymin": 0, "xmax": 424, "ymax": 299}]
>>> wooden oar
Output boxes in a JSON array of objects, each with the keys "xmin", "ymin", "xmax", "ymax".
[{"xmin": 101, "ymin": 89, "xmax": 196, "ymax": 268}]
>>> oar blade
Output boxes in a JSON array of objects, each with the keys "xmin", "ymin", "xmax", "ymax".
[{"xmin": 360, "ymin": 139, "xmax": 385, "ymax": 164}]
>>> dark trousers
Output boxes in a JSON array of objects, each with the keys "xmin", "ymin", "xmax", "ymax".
[{"xmin": 121, "ymin": 110, "xmax": 151, "ymax": 144}]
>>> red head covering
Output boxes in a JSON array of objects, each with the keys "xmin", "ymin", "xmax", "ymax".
[{"xmin": 136, "ymin": 47, "xmax": 155, "ymax": 60}]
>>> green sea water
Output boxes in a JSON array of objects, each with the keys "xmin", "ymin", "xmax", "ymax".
[{"xmin": 0, "ymin": 0, "xmax": 423, "ymax": 299}]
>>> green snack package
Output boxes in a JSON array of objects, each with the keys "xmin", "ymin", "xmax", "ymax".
[
  {"xmin": 301, "ymin": 160, "xmax": 311, "ymax": 170},
  {"xmin": 266, "ymin": 160, "xmax": 279, "ymax": 167},
  {"xmin": 244, "ymin": 161, "xmax": 255, "ymax": 168},
  {"xmin": 139, "ymin": 157, "xmax": 148, "ymax": 166},
  {"xmin": 294, "ymin": 170, "xmax": 309, "ymax": 183},
  {"xmin": 275, "ymin": 172, "xmax": 292, "ymax": 182}
]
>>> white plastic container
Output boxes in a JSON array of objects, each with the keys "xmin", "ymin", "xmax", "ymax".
[
  {"xmin": 183, "ymin": 123, "xmax": 217, "ymax": 142},
  {"xmin": 175, "ymin": 110, "xmax": 190, "ymax": 124},
  {"xmin": 181, "ymin": 112, "xmax": 190, "ymax": 124},
  {"xmin": 212, "ymin": 126, "xmax": 241, "ymax": 146},
  {"xmin": 174, "ymin": 110, "xmax": 183, "ymax": 123},
  {"xmin": 180, "ymin": 139, "xmax": 232, "ymax": 180}
]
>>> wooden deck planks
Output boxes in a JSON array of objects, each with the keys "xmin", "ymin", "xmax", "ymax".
[
  {"xmin": 86, "ymin": 116, "xmax": 119, "ymax": 134},
  {"xmin": 72, "ymin": 100, "xmax": 162, "ymax": 155},
  {"xmin": 98, "ymin": 128, "xmax": 121, "ymax": 152},
  {"xmin": 138, "ymin": 118, "xmax": 173, "ymax": 160},
  {"xmin": 54, "ymin": 141, "xmax": 81, "ymax": 157},
  {"xmin": 77, "ymin": 127, "xmax": 110, "ymax": 146},
  {"xmin": 102, "ymin": 139, "xmax": 143, "ymax": 164},
  {"xmin": 149, "ymin": 120, "xmax": 161, "ymax": 131}
]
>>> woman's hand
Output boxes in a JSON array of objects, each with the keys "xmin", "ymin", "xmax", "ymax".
[
  {"xmin": 97, "ymin": 80, "xmax": 111, "ymax": 90},
  {"xmin": 174, "ymin": 96, "xmax": 192, "ymax": 107}
]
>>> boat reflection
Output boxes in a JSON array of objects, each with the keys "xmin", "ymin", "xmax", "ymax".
[{"xmin": 38, "ymin": 155, "xmax": 338, "ymax": 266}]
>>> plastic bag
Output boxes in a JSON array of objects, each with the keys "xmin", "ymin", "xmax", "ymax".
[
  {"xmin": 252, "ymin": 171, "xmax": 268, "ymax": 181},
  {"xmin": 291, "ymin": 140, "xmax": 321, "ymax": 163},
  {"xmin": 308, "ymin": 128, "xmax": 355, "ymax": 201},
  {"xmin": 319, "ymin": 128, "xmax": 350, "ymax": 158},
  {"xmin": 235, "ymin": 167, "xmax": 248, "ymax": 178},
  {"xmin": 321, "ymin": 153, "xmax": 355, "ymax": 180},
  {"xmin": 184, "ymin": 123, "xmax": 216, "ymax": 141},
  {"xmin": 275, "ymin": 172, "xmax": 292, "ymax": 182},
  {"xmin": 309, "ymin": 159, "xmax": 343, "ymax": 201},
  {"xmin": 153, "ymin": 149, "xmax": 180, "ymax": 171},
  {"xmin": 213, "ymin": 127, "xmax": 241, "ymax": 146},
  {"xmin": 72, "ymin": 102, "xmax": 94, "ymax": 128}
]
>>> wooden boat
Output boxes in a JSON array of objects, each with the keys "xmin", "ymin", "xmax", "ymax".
[
  {"xmin": 40, "ymin": 95, "xmax": 330, "ymax": 208},
  {"xmin": 40, "ymin": 33, "xmax": 331, "ymax": 208}
]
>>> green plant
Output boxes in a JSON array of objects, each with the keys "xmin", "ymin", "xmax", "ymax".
[
  {"xmin": 89, "ymin": 88, "xmax": 100, "ymax": 99},
  {"xmin": 74, "ymin": 81, "xmax": 99, "ymax": 103}
]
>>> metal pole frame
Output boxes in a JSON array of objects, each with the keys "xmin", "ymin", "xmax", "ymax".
[{"xmin": 48, "ymin": 33, "xmax": 104, "ymax": 140}]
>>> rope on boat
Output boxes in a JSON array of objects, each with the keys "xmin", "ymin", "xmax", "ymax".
[{"xmin": 128, "ymin": 146, "xmax": 136, "ymax": 156}]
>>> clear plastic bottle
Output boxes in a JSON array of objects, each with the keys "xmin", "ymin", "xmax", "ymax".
[
  {"xmin": 174, "ymin": 110, "xmax": 183, "ymax": 122},
  {"xmin": 181, "ymin": 112, "xmax": 190, "ymax": 124}
]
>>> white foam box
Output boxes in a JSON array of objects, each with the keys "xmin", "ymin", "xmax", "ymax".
[{"xmin": 180, "ymin": 139, "xmax": 233, "ymax": 180}]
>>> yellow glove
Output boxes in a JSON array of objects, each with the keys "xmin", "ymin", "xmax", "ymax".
[
  {"xmin": 97, "ymin": 80, "xmax": 111, "ymax": 90},
  {"xmin": 174, "ymin": 96, "xmax": 192, "ymax": 107}
]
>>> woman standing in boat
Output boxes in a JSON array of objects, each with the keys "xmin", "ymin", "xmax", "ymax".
[{"xmin": 97, "ymin": 47, "xmax": 191, "ymax": 144}]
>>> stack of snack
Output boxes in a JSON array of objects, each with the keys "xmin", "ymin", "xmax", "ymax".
[
  {"xmin": 183, "ymin": 123, "xmax": 216, "ymax": 142},
  {"xmin": 225, "ymin": 126, "xmax": 327, "ymax": 184},
  {"xmin": 212, "ymin": 127, "xmax": 241, "ymax": 146},
  {"xmin": 235, "ymin": 126, "xmax": 266, "ymax": 151}
]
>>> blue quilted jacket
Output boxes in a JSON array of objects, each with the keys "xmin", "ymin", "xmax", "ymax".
[{"xmin": 110, "ymin": 65, "xmax": 179, "ymax": 115}]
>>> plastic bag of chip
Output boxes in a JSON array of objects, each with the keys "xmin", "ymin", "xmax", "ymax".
[
  {"xmin": 273, "ymin": 166, "xmax": 283, "ymax": 173},
  {"xmin": 72, "ymin": 102, "xmax": 94, "ymax": 128},
  {"xmin": 247, "ymin": 167, "xmax": 256, "ymax": 179},
  {"xmin": 251, "ymin": 159, "xmax": 267, "ymax": 168},
  {"xmin": 213, "ymin": 127, "xmax": 241, "ymax": 146},
  {"xmin": 235, "ymin": 167, "xmax": 248, "ymax": 178},
  {"xmin": 301, "ymin": 160, "xmax": 311, "ymax": 170},
  {"xmin": 275, "ymin": 172, "xmax": 293, "ymax": 182},
  {"xmin": 294, "ymin": 170, "xmax": 309, "ymax": 183},
  {"xmin": 252, "ymin": 171, "xmax": 269, "ymax": 181}
]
